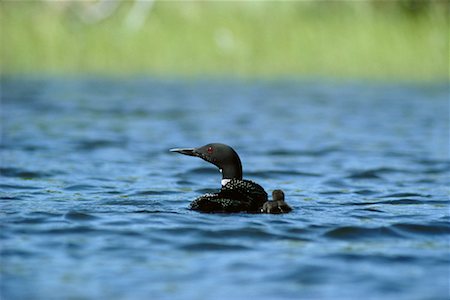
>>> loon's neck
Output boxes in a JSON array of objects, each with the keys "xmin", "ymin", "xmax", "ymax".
[
  {"xmin": 220, "ymin": 157, "xmax": 243, "ymax": 186},
  {"xmin": 221, "ymin": 179, "xmax": 232, "ymax": 186}
]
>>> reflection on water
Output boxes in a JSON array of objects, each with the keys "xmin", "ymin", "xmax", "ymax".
[{"xmin": 1, "ymin": 78, "xmax": 449, "ymax": 300}]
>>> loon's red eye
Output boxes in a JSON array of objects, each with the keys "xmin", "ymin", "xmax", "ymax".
[{"xmin": 207, "ymin": 146, "xmax": 213, "ymax": 154}]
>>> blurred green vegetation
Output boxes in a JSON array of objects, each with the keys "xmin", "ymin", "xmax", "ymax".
[{"xmin": 1, "ymin": 1, "xmax": 448, "ymax": 81}]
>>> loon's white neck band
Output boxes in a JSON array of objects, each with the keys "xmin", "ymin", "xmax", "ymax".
[{"xmin": 221, "ymin": 179, "xmax": 231, "ymax": 186}]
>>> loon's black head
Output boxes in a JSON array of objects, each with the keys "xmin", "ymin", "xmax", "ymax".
[{"xmin": 170, "ymin": 143, "xmax": 243, "ymax": 181}]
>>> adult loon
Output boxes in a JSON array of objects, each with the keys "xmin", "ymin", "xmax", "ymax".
[{"xmin": 170, "ymin": 143, "xmax": 292, "ymax": 214}]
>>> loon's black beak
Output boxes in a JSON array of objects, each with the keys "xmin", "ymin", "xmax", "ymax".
[{"xmin": 169, "ymin": 147, "xmax": 197, "ymax": 157}]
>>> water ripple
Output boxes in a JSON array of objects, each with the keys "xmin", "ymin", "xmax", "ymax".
[
  {"xmin": 246, "ymin": 170, "xmax": 321, "ymax": 178},
  {"xmin": 347, "ymin": 170, "xmax": 383, "ymax": 179},
  {"xmin": 75, "ymin": 139, "xmax": 127, "ymax": 150},
  {"xmin": 381, "ymin": 192, "xmax": 430, "ymax": 198},
  {"xmin": 266, "ymin": 147, "xmax": 338, "ymax": 157},
  {"xmin": 0, "ymin": 167, "xmax": 56, "ymax": 178},
  {"xmin": 179, "ymin": 242, "xmax": 250, "ymax": 251},
  {"xmin": 64, "ymin": 211, "xmax": 99, "ymax": 222},
  {"xmin": 344, "ymin": 199, "xmax": 447, "ymax": 206},
  {"xmin": 132, "ymin": 190, "xmax": 181, "ymax": 196},
  {"xmin": 324, "ymin": 226, "xmax": 404, "ymax": 240},
  {"xmin": 64, "ymin": 184, "xmax": 98, "ymax": 191},
  {"xmin": 0, "ymin": 183, "xmax": 41, "ymax": 190},
  {"xmin": 327, "ymin": 253, "xmax": 417, "ymax": 263},
  {"xmin": 392, "ymin": 223, "xmax": 450, "ymax": 236}
]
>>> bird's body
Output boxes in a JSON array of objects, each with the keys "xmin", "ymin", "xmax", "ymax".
[
  {"xmin": 170, "ymin": 143, "xmax": 292, "ymax": 214},
  {"xmin": 190, "ymin": 179, "xmax": 268, "ymax": 213}
]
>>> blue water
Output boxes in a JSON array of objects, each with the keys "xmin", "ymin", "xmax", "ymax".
[{"xmin": 1, "ymin": 78, "xmax": 449, "ymax": 300}]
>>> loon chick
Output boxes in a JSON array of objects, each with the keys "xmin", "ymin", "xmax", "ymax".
[
  {"xmin": 261, "ymin": 190, "xmax": 292, "ymax": 214},
  {"xmin": 170, "ymin": 143, "xmax": 291, "ymax": 214}
]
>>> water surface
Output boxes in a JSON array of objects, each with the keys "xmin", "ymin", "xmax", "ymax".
[{"xmin": 1, "ymin": 78, "xmax": 449, "ymax": 300}]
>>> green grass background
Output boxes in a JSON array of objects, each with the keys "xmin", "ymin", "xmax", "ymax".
[{"xmin": 1, "ymin": 1, "xmax": 448, "ymax": 81}]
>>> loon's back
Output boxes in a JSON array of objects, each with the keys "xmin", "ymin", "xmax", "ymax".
[{"xmin": 190, "ymin": 179, "xmax": 268, "ymax": 213}]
